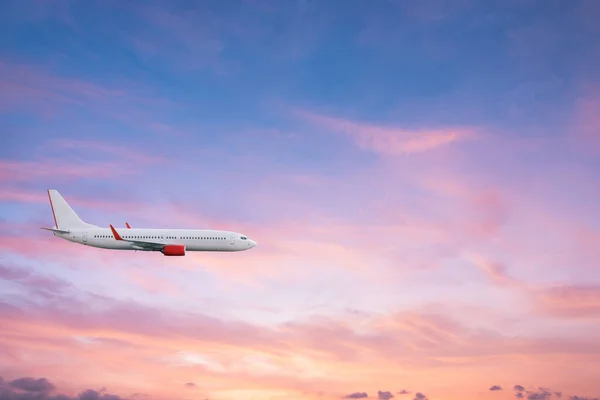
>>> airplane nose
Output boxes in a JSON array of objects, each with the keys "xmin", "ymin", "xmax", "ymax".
[{"xmin": 249, "ymin": 239, "xmax": 257, "ymax": 248}]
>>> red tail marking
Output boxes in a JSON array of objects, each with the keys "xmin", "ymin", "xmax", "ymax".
[
  {"xmin": 126, "ymin": 222, "xmax": 131, "ymax": 229},
  {"xmin": 47, "ymin": 190, "xmax": 58, "ymax": 229},
  {"xmin": 109, "ymin": 224, "xmax": 123, "ymax": 240}
]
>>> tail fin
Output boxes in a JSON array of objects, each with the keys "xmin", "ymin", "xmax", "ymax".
[{"xmin": 47, "ymin": 189, "xmax": 98, "ymax": 229}]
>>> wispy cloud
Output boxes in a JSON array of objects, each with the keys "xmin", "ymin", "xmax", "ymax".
[
  {"xmin": 294, "ymin": 109, "xmax": 477, "ymax": 156},
  {"xmin": 533, "ymin": 285, "xmax": 600, "ymax": 320},
  {"xmin": 0, "ymin": 60, "xmax": 181, "ymax": 135},
  {"xmin": 0, "ymin": 159, "xmax": 136, "ymax": 183},
  {"xmin": 0, "ymin": 264, "xmax": 71, "ymax": 295},
  {"xmin": 1, "ymin": 138, "xmax": 166, "ymax": 209},
  {"xmin": 48, "ymin": 139, "xmax": 165, "ymax": 164},
  {"xmin": 463, "ymin": 253, "xmax": 521, "ymax": 287},
  {"xmin": 2, "ymin": 264, "xmax": 599, "ymax": 399},
  {"xmin": 0, "ymin": 60, "xmax": 124, "ymax": 112}
]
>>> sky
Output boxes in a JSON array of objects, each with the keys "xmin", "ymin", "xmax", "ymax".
[{"xmin": 1, "ymin": 0, "xmax": 599, "ymax": 399}]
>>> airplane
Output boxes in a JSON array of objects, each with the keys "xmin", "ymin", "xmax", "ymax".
[{"xmin": 41, "ymin": 189, "xmax": 257, "ymax": 256}]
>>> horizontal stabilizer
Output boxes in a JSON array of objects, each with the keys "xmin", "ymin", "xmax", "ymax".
[{"xmin": 41, "ymin": 227, "xmax": 70, "ymax": 234}]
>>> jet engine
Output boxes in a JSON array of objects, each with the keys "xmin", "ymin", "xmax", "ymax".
[{"xmin": 161, "ymin": 245, "xmax": 185, "ymax": 256}]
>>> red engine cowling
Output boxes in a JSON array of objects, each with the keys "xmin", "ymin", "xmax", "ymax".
[{"xmin": 162, "ymin": 245, "xmax": 185, "ymax": 256}]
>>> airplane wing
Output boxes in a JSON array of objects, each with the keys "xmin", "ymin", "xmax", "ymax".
[
  {"xmin": 126, "ymin": 222, "xmax": 131, "ymax": 228},
  {"xmin": 109, "ymin": 224, "xmax": 165, "ymax": 251}
]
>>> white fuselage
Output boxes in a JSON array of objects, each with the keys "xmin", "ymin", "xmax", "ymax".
[{"xmin": 54, "ymin": 228, "xmax": 256, "ymax": 252}]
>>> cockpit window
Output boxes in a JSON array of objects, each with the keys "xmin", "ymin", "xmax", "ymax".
[{"xmin": 241, "ymin": 236, "xmax": 247, "ymax": 240}]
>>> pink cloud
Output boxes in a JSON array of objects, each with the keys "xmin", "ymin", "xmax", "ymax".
[
  {"xmin": 355, "ymin": 131, "xmax": 600, "ymax": 283},
  {"xmin": 0, "ymin": 159, "xmax": 137, "ymax": 183},
  {"xmin": 0, "ymin": 189, "xmax": 44, "ymax": 203},
  {"xmin": 4, "ymin": 131, "xmax": 596, "ymax": 299},
  {"xmin": 0, "ymin": 61, "xmax": 121, "ymax": 113},
  {"xmin": 0, "ymin": 264, "xmax": 71, "ymax": 294},
  {"xmin": 415, "ymin": 176, "xmax": 513, "ymax": 240},
  {"xmin": 125, "ymin": 162, "xmax": 592, "ymax": 292},
  {"xmin": 295, "ymin": 109, "xmax": 477, "ymax": 155},
  {"xmin": 534, "ymin": 285, "xmax": 600, "ymax": 320},
  {"xmin": 122, "ymin": 268, "xmax": 182, "ymax": 296},
  {"xmin": 48, "ymin": 139, "xmax": 165, "ymax": 164},
  {"xmin": 0, "ymin": 220, "xmax": 165, "ymax": 274},
  {"xmin": 463, "ymin": 252, "xmax": 522, "ymax": 287},
  {"xmin": 147, "ymin": 198, "xmax": 456, "ymax": 282},
  {"xmin": 0, "ymin": 234, "xmax": 118, "ymax": 270},
  {"xmin": 1, "ymin": 138, "xmax": 164, "ymax": 192},
  {"xmin": 573, "ymin": 226, "xmax": 600, "ymax": 267},
  {"xmin": 0, "ymin": 60, "xmax": 183, "ymax": 134},
  {"xmin": 2, "ymin": 286, "xmax": 599, "ymax": 400},
  {"xmin": 1, "ymin": 188, "xmax": 139, "ymax": 214}
]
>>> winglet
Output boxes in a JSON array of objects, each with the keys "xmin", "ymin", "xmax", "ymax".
[
  {"xmin": 109, "ymin": 224, "xmax": 123, "ymax": 240},
  {"xmin": 126, "ymin": 222, "xmax": 131, "ymax": 228}
]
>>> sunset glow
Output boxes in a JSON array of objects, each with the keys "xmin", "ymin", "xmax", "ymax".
[{"xmin": 1, "ymin": 1, "xmax": 600, "ymax": 400}]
